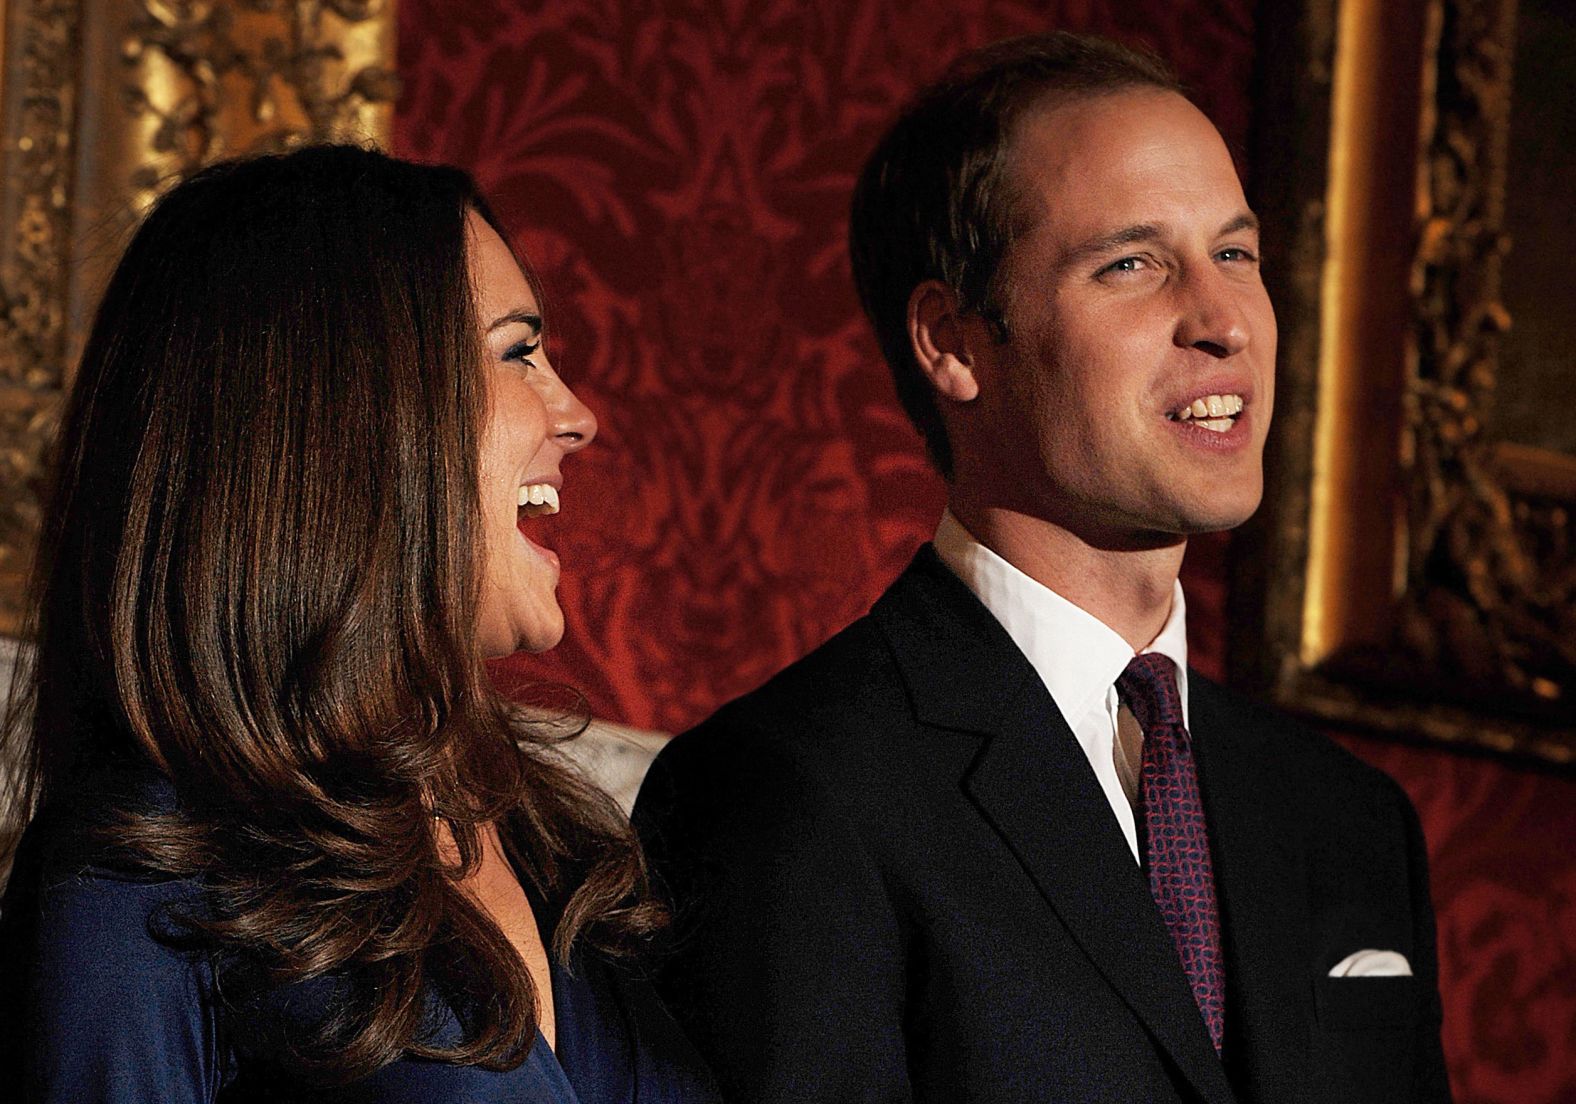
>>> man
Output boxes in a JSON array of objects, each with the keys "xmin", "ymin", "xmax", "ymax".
[{"xmin": 633, "ymin": 33, "xmax": 1451, "ymax": 1104}]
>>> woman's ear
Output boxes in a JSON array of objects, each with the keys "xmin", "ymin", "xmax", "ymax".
[{"xmin": 907, "ymin": 280, "xmax": 981, "ymax": 403}]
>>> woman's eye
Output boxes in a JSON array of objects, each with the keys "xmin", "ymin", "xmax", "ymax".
[{"xmin": 503, "ymin": 339, "xmax": 540, "ymax": 365}]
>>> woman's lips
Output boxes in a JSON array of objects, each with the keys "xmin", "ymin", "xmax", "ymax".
[
  {"xmin": 517, "ymin": 482, "xmax": 560, "ymax": 516},
  {"xmin": 517, "ymin": 525, "xmax": 560, "ymax": 571}
]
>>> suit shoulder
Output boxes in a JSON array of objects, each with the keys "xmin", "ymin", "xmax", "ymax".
[
  {"xmin": 672, "ymin": 611, "xmax": 904, "ymax": 759},
  {"xmin": 729, "ymin": 610, "xmax": 901, "ymax": 724},
  {"xmin": 1192, "ymin": 674, "xmax": 1418, "ymax": 815},
  {"xmin": 638, "ymin": 610, "xmax": 917, "ymax": 834}
]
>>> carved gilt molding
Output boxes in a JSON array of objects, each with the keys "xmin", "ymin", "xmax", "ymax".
[
  {"xmin": 114, "ymin": 0, "xmax": 399, "ymax": 214},
  {"xmin": 1399, "ymin": 0, "xmax": 1576, "ymax": 715},
  {"xmin": 1236, "ymin": 0, "xmax": 1573, "ymax": 765},
  {"xmin": 0, "ymin": 0, "xmax": 398, "ymax": 634},
  {"xmin": 0, "ymin": 0, "xmax": 81, "ymax": 631}
]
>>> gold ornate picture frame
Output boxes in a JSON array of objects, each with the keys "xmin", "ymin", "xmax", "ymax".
[
  {"xmin": 1234, "ymin": 0, "xmax": 1575, "ymax": 765},
  {"xmin": 0, "ymin": 0, "xmax": 398, "ymax": 634}
]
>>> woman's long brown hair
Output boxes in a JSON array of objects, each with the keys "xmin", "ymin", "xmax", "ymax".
[{"xmin": 0, "ymin": 145, "xmax": 662, "ymax": 1082}]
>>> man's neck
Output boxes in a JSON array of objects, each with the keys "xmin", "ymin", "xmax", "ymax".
[{"xmin": 949, "ymin": 500, "xmax": 1186, "ymax": 652}]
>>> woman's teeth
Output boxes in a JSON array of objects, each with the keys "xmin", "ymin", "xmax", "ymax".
[
  {"xmin": 517, "ymin": 483, "xmax": 559, "ymax": 517},
  {"xmin": 1170, "ymin": 393, "xmax": 1243, "ymax": 432}
]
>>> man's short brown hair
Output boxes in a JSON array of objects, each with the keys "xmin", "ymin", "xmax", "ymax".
[{"xmin": 849, "ymin": 32, "xmax": 1182, "ymax": 477}]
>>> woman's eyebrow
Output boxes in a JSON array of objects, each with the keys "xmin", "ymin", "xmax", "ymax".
[{"xmin": 487, "ymin": 309, "xmax": 543, "ymax": 335}]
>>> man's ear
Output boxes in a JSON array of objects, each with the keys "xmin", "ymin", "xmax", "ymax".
[{"xmin": 907, "ymin": 280, "xmax": 981, "ymax": 403}]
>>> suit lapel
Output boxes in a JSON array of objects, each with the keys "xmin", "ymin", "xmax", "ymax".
[
  {"xmin": 1191, "ymin": 678, "xmax": 1314, "ymax": 1104},
  {"xmin": 874, "ymin": 549, "xmax": 1237, "ymax": 1104}
]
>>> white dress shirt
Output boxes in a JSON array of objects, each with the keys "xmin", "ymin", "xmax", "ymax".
[{"xmin": 933, "ymin": 510, "xmax": 1190, "ymax": 862}]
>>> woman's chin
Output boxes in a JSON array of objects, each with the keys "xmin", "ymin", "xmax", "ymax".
[
  {"xmin": 475, "ymin": 602, "xmax": 566, "ymax": 661},
  {"xmin": 522, "ymin": 620, "xmax": 566, "ymax": 655}
]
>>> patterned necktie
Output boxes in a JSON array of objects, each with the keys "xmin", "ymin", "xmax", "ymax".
[{"xmin": 1116, "ymin": 653, "xmax": 1226, "ymax": 1054}]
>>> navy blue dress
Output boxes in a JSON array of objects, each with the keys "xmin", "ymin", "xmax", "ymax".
[{"xmin": 0, "ymin": 772, "xmax": 721, "ymax": 1104}]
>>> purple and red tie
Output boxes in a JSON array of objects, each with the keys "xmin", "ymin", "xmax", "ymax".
[{"xmin": 1116, "ymin": 653, "xmax": 1226, "ymax": 1054}]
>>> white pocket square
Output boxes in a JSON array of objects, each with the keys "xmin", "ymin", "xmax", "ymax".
[{"xmin": 1328, "ymin": 949, "xmax": 1412, "ymax": 978}]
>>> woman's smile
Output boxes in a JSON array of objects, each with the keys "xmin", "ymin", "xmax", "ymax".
[{"xmin": 469, "ymin": 209, "xmax": 597, "ymax": 658}]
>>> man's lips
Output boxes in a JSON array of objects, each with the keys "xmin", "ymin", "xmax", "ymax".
[
  {"xmin": 1165, "ymin": 405, "xmax": 1255, "ymax": 450},
  {"xmin": 1161, "ymin": 386, "xmax": 1251, "ymax": 436},
  {"xmin": 1168, "ymin": 392, "xmax": 1243, "ymax": 423}
]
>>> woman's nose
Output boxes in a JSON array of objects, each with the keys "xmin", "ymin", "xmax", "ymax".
[{"xmin": 550, "ymin": 378, "xmax": 598, "ymax": 452}]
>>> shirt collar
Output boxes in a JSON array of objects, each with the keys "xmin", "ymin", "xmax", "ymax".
[{"xmin": 933, "ymin": 510, "xmax": 1190, "ymax": 726}]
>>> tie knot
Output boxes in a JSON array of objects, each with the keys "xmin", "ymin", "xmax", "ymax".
[{"xmin": 1116, "ymin": 652, "xmax": 1185, "ymax": 733}]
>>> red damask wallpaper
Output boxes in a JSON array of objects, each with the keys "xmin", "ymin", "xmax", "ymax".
[
  {"xmin": 1340, "ymin": 736, "xmax": 1576, "ymax": 1104},
  {"xmin": 395, "ymin": 3, "xmax": 1574, "ymax": 1100},
  {"xmin": 396, "ymin": 0, "xmax": 1253, "ymax": 728}
]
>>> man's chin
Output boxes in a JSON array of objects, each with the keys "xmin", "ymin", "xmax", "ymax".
[
  {"xmin": 1177, "ymin": 498, "xmax": 1264, "ymax": 537},
  {"xmin": 1118, "ymin": 494, "xmax": 1264, "ymax": 546},
  {"xmin": 1160, "ymin": 474, "xmax": 1265, "ymax": 533}
]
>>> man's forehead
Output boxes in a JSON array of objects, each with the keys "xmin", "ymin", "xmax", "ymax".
[
  {"xmin": 1002, "ymin": 89, "xmax": 1247, "ymax": 237},
  {"xmin": 1008, "ymin": 88, "xmax": 1224, "ymax": 176}
]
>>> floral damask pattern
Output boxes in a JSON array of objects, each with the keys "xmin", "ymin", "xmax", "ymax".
[
  {"xmin": 1340, "ymin": 736, "xmax": 1576, "ymax": 1104},
  {"xmin": 394, "ymin": 3, "xmax": 1574, "ymax": 1100},
  {"xmin": 396, "ymin": 0, "xmax": 1254, "ymax": 729}
]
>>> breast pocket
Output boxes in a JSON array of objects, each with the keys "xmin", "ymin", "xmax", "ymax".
[
  {"xmin": 1314, "ymin": 975, "xmax": 1418, "ymax": 1030},
  {"xmin": 1310, "ymin": 975, "xmax": 1420, "ymax": 1104}
]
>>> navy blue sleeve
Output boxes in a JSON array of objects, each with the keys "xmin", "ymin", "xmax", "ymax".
[{"xmin": 21, "ymin": 869, "xmax": 223, "ymax": 1104}]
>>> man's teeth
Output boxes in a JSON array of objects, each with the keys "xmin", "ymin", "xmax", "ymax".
[
  {"xmin": 517, "ymin": 484, "xmax": 560, "ymax": 516},
  {"xmin": 1172, "ymin": 393, "xmax": 1244, "ymax": 430}
]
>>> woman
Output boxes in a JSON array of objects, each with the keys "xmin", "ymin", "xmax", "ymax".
[{"xmin": 0, "ymin": 145, "xmax": 720, "ymax": 1103}]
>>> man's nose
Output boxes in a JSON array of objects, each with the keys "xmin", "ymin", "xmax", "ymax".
[{"xmin": 1173, "ymin": 268, "xmax": 1251, "ymax": 357}]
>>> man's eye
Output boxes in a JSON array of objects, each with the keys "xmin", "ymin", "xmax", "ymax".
[
  {"xmin": 1098, "ymin": 256, "xmax": 1148, "ymax": 278},
  {"xmin": 1217, "ymin": 247, "xmax": 1258, "ymax": 264}
]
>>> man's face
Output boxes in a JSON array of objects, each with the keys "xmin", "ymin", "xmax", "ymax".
[{"xmin": 957, "ymin": 89, "xmax": 1276, "ymax": 547}]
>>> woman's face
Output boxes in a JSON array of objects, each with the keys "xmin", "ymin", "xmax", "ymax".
[{"xmin": 468, "ymin": 209, "xmax": 597, "ymax": 658}]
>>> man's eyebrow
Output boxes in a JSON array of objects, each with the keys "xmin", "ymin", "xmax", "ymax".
[
  {"xmin": 487, "ymin": 309, "xmax": 543, "ymax": 336},
  {"xmin": 1060, "ymin": 212, "xmax": 1261, "ymax": 268},
  {"xmin": 1219, "ymin": 212, "xmax": 1259, "ymax": 236},
  {"xmin": 1061, "ymin": 223, "xmax": 1163, "ymax": 268}
]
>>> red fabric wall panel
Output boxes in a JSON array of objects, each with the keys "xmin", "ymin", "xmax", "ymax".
[
  {"xmin": 1337, "ymin": 736, "xmax": 1576, "ymax": 1104},
  {"xmin": 394, "ymin": 3, "xmax": 1574, "ymax": 1099},
  {"xmin": 394, "ymin": 0, "xmax": 1253, "ymax": 732}
]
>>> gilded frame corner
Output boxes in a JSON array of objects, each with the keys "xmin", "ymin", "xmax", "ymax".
[
  {"xmin": 0, "ymin": 0, "xmax": 400, "ymax": 636},
  {"xmin": 1235, "ymin": 0, "xmax": 1575, "ymax": 765}
]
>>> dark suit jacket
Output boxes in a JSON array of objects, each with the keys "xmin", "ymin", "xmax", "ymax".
[{"xmin": 633, "ymin": 546, "xmax": 1451, "ymax": 1103}]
